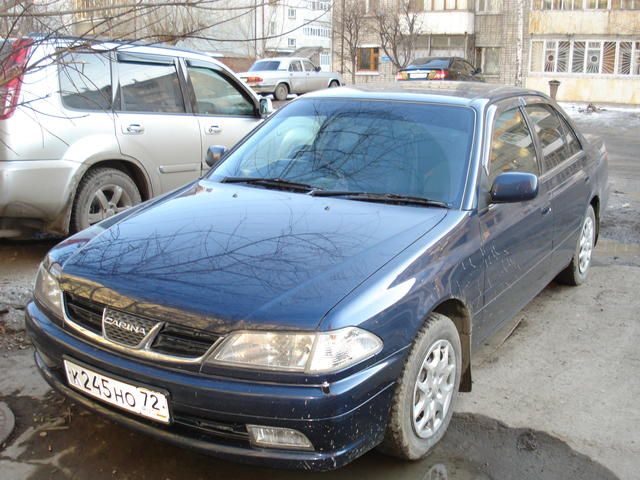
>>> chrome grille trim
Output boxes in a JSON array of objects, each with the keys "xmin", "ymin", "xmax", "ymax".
[
  {"xmin": 62, "ymin": 296, "xmax": 222, "ymax": 365},
  {"xmin": 102, "ymin": 308, "xmax": 159, "ymax": 347}
]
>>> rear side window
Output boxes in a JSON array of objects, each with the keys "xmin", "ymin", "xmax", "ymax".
[
  {"xmin": 118, "ymin": 61, "xmax": 185, "ymax": 113},
  {"xmin": 59, "ymin": 52, "xmax": 112, "ymax": 111},
  {"xmin": 525, "ymin": 104, "xmax": 568, "ymax": 171},
  {"xmin": 559, "ymin": 115, "xmax": 582, "ymax": 158},
  {"xmin": 187, "ymin": 66, "xmax": 254, "ymax": 116},
  {"xmin": 489, "ymin": 107, "xmax": 539, "ymax": 182},
  {"xmin": 289, "ymin": 61, "xmax": 302, "ymax": 72}
]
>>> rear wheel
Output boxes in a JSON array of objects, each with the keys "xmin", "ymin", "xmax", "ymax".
[
  {"xmin": 273, "ymin": 83, "xmax": 289, "ymax": 101},
  {"xmin": 556, "ymin": 205, "xmax": 596, "ymax": 286},
  {"xmin": 70, "ymin": 167, "xmax": 141, "ymax": 233},
  {"xmin": 379, "ymin": 312, "xmax": 461, "ymax": 460},
  {"xmin": 328, "ymin": 80, "xmax": 340, "ymax": 88}
]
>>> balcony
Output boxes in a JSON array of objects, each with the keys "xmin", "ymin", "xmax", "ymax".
[
  {"xmin": 414, "ymin": 11, "xmax": 475, "ymax": 35},
  {"xmin": 530, "ymin": 9, "xmax": 640, "ymax": 36}
]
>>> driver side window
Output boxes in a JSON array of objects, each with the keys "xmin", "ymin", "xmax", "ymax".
[
  {"xmin": 187, "ymin": 66, "xmax": 255, "ymax": 116},
  {"xmin": 489, "ymin": 107, "xmax": 539, "ymax": 183}
]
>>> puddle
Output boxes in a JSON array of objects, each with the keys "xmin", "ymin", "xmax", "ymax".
[{"xmin": 0, "ymin": 393, "xmax": 618, "ymax": 480}]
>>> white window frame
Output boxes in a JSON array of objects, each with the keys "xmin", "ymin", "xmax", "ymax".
[
  {"xmin": 530, "ymin": 38, "xmax": 640, "ymax": 75},
  {"xmin": 288, "ymin": 37, "xmax": 297, "ymax": 48},
  {"xmin": 288, "ymin": 7, "xmax": 297, "ymax": 18}
]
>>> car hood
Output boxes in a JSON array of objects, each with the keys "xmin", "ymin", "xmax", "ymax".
[{"xmin": 59, "ymin": 180, "xmax": 446, "ymax": 333}]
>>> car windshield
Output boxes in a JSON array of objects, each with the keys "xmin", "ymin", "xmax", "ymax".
[
  {"xmin": 409, "ymin": 58, "xmax": 450, "ymax": 69},
  {"xmin": 249, "ymin": 60, "xmax": 281, "ymax": 71},
  {"xmin": 209, "ymin": 99, "xmax": 475, "ymax": 206}
]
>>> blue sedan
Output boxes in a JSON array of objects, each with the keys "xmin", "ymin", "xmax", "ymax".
[{"xmin": 26, "ymin": 82, "xmax": 609, "ymax": 470}]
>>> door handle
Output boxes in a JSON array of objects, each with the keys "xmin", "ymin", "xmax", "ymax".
[
  {"xmin": 206, "ymin": 125, "xmax": 222, "ymax": 135},
  {"xmin": 541, "ymin": 206, "xmax": 552, "ymax": 216},
  {"xmin": 125, "ymin": 123, "xmax": 144, "ymax": 134}
]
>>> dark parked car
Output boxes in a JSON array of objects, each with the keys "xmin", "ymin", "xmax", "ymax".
[
  {"xmin": 26, "ymin": 82, "xmax": 608, "ymax": 471},
  {"xmin": 396, "ymin": 57, "xmax": 482, "ymax": 81}
]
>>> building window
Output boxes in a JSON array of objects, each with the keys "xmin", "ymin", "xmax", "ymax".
[
  {"xmin": 288, "ymin": 38, "xmax": 296, "ymax": 49},
  {"xmin": 288, "ymin": 7, "xmax": 296, "ymax": 18},
  {"xmin": 320, "ymin": 52, "xmax": 330, "ymax": 69},
  {"xmin": 303, "ymin": 26, "xmax": 331, "ymax": 38},
  {"xmin": 309, "ymin": 1, "xmax": 331, "ymax": 10},
  {"xmin": 366, "ymin": 0, "xmax": 380, "ymax": 13},
  {"xmin": 409, "ymin": 0, "xmax": 425, "ymax": 11},
  {"xmin": 426, "ymin": 0, "xmax": 469, "ymax": 9},
  {"xmin": 479, "ymin": 47, "xmax": 500, "ymax": 75},
  {"xmin": 269, "ymin": 21, "xmax": 277, "ymax": 35},
  {"xmin": 531, "ymin": 39, "xmax": 640, "ymax": 75},
  {"xmin": 357, "ymin": 47, "xmax": 379, "ymax": 72},
  {"xmin": 477, "ymin": 0, "xmax": 501, "ymax": 11},
  {"xmin": 533, "ymin": 0, "xmax": 640, "ymax": 8}
]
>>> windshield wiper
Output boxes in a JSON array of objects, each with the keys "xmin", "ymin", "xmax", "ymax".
[
  {"xmin": 220, "ymin": 176, "xmax": 318, "ymax": 192},
  {"xmin": 310, "ymin": 190, "xmax": 449, "ymax": 208}
]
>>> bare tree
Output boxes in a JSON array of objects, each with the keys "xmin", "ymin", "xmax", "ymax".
[
  {"xmin": 333, "ymin": 0, "xmax": 367, "ymax": 84},
  {"xmin": 374, "ymin": 0, "xmax": 421, "ymax": 70}
]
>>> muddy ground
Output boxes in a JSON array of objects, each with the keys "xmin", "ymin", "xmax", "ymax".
[{"xmin": 0, "ymin": 103, "xmax": 638, "ymax": 479}]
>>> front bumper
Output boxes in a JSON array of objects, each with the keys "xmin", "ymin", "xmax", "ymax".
[{"xmin": 26, "ymin": 301, "xmax": 402, "ymax": 471}]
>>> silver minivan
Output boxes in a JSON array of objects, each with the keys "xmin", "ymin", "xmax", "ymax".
[{"xmin": 0, "ymin": 37, "xmax": 270, "ymax": 237}]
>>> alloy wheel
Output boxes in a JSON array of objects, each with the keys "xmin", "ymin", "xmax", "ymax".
[
  {"xmin": 87, "ymin": 184, "xmax": 134, "ymax": 225},
  {"xmin": 578, "ymin": 216, "xmax": 595, "ymax": 274},
  {"xmin": 412, "ymin": 339, "xmax": 456, "ymax": 439}
]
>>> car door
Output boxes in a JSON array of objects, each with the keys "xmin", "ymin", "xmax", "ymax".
[
  {"xmin": 477, "ymin": 100, "xmax": 554, "ymax": 339},
  {"xmin": 184, "ymin": 59, "xmax": 261, "ymax": 172},
  {"xmin": 114, "ymin": 52, "xmax": 201, "ymax": 193},
  {"xmin": 302, "ymin": 59, "xmax": 324, "ymax": 91},
  {"xmin": 450, "ymin": 60, "xmax": 463, "ymax": 80},
  {"xmin": 288, "ymin": 60, "xmax": 305, "ymax": 94},
  {"xmin": 523, "ymin": 100, "xmax": 590, "ymax": 268}
]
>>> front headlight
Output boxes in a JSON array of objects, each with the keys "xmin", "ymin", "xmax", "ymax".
[
  {"xmin": 209, "ymin": 327, "xmax": 383, "ymax": 373},
  {"xmin": 34, "ymin": 262, "xmax": 63, "ymax": 318}
]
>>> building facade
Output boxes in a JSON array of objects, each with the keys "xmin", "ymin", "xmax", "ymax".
[
  {"xmin": 333, "ymin": 0, "xmax": 640, "ymax": 103},
  {"xmin": 526, "ymin": 0, "xmax": 640, "ymax": 104}
]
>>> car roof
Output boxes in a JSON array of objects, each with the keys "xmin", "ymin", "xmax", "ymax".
[
  {"xmin": 303, "ymin": 81, "xmax": 548, "ymax": 107},
  {"xmin": 255, "ymin": 57, "xmax": 306, "ymax": 62},
  {"xmin": 29, "ymin": 35, "xmax": 228, "ymax": 67}
]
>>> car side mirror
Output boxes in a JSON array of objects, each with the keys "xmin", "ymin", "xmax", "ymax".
[
  {"xmin": 259, "ymin": 97, "xmax": 273, "ymax": 117},
  {"xmin": 314, "ymin": 66, "xmax": 321, "ymax": 72},
  {"xmin": 205, "ymin": 145, "xmax": 227, "ymax": 168},
  {"xmin": 474, "ymin": 67, "xmax": 482, "ymax": 75},
  {"xmin": 490, "ymin": 172, "xmax": 539, "ymax": 203}
]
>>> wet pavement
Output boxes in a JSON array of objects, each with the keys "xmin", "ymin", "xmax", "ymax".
[{"xmin": 0, "ymin": 388, "xmax": 617, "ymax": 480}]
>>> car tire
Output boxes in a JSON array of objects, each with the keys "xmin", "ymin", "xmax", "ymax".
[
  {"xmin": 70, "ymin": 167, "xmax": 141, "ymax": 233},
  {"xmin": 556, "ymin": 205, "xmax": 596, "ymax": 286},
  {"xmin": 379, "ymin": 312, "xmax": 462, "ymax": 460},
  {"xmin": 273, "ymin": 83, "xmax": 289, "ymax": 101},
  {"xmin": 328, "ymin": 80, "xmax": 340, "ymax": 88}
]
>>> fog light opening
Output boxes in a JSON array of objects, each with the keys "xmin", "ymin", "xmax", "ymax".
[{"xmin": 246, "ymin": 425, "xmax": 314, "ymax": 451}]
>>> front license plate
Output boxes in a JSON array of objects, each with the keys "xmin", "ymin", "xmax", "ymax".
[{"xmin": 64, "ymin": 359, "xmax": 170, "ymax": 424}]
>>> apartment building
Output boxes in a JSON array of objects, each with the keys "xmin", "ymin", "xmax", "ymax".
[
  {"xmin": 526, "ymin": 0, "xmax": 640, "ymax": 103},
  {"xmin": 333, "ymin": 0, "xmax": 476, "ymax": 83}
]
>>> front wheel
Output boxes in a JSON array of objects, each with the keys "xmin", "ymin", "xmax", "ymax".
[
  {"xmin": 556, "ymin": 205, "xmax": 596, "ymax": 286},
  {"xmin": 379, "ymin": 312, "xmax": 462, "ymax": 460}
]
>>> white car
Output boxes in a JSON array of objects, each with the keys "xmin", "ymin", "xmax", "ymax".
[{"xmin": 239, "ymin": 57, "xmax": 343, "ymax": 101}]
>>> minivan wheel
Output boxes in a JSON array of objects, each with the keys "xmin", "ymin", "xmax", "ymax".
[
  {"xmin": 273, "ymin": 83, "xmax": 289, "ymax": 101},
  {"xmin": 379, "ymin": 312, "xmax": 462, "ymax": 460},
  {"xmin": 556, "ymin": 205, "xmax": 596, "ymax": 286},
  {"xmin": 71, "ymin": 167, "xmax": 141, "ymax": 233}
]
